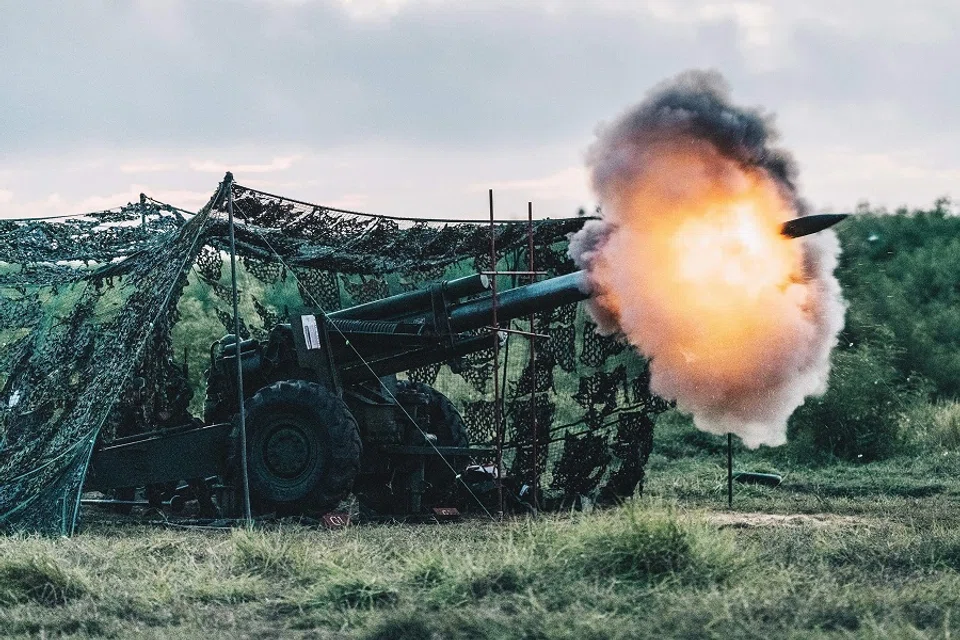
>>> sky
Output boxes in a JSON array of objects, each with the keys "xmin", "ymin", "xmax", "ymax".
[{"xmin": 1, "ymin": 0, "xmax": 958, "ymax": 221}]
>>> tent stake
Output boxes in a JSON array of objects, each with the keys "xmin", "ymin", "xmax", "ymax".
[{"xmin": 727, "ymin": 433, "xmax": 733, "ymax": 509}]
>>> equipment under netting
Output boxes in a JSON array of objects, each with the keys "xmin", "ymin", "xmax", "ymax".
[{"xmin": 0, "ymin": 177, "xmax": 664, "ymax": 534}]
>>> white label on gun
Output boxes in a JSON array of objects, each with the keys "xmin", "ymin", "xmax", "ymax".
[{"xmin": 301, "ymin": 315, "xmax": 321, "ymax": 350}]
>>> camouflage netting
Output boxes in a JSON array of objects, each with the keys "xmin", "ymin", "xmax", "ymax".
[
  {"xmin": 0, "ymin": 178, "xmax": 666, "ymax": 534},
  {"xmin": 0, "ymin": 194, "xmax": 214, "ymax": 534}
]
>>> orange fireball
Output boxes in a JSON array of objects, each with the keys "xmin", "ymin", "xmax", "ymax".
[{"xmin": 575, "ymin": 135, "xmax": 844, "ymax": 448}]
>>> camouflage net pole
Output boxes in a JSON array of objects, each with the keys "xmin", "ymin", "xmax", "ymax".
[{"xmin": 224, "ymin": 173, "xmax": 253, "ymax": 523}]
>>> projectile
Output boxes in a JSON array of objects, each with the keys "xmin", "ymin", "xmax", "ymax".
[{"xmin": 779, "ymin": 213, "xmax": 848, "ymax": 239}]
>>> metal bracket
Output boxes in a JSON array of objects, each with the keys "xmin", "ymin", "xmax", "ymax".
[{"xmin": 429, "ymin": 282, "xmax": 463, "ymax": 373}]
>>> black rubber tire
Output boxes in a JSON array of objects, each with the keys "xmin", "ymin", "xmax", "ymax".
[
  {"xmin": 397, "ymin": 380, "xmax": 469, "ymax": 448},
  {"xmin": 397, "ymin": 380, "xmax": 469, "ymax": 505},
  {"xmin": 235, "ymin": 380, "xmax": 361, "ymax": 516}
]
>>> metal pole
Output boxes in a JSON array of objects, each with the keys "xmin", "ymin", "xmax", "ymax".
[
  {"xmin": 528, "ymin": 201, "xmax": 539, "ymax": 515},
  {"xmin": 225, "ymin": 172, "xmax": 253, "ymax": 524},
  {"xmin": 489, "ymin": 189, "xmax": 503, "ymax": 517},
  {"xmin": 727, "ymin": 433, "xmax": 733, "ymax": 509},
  {"xmin": 499, "ymin": 251, "xmax": 515, "ymax": 411}
]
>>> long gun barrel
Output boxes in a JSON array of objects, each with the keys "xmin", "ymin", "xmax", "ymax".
[
  {"xmin": 448, "ymin": 271, "xmax": 589, "ymax": 332},
  {"xmin": 330, "ymin": 273, "xmax": 491, "ymax": 321},
  {"xmin": 329, "ymin": 270, "xmax": 590, "ymax": 382},
  {"xmin": 322, "ymin": 212, "xmax": 848, "ymax": 382}
]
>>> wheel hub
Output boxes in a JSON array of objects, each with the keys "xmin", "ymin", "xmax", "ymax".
[{"xmin": 264, "ymin": 424, "xmax": 311, "ymax": 479}]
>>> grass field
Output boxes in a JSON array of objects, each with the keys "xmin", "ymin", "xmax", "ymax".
[{"xmin": 4, "ymin": 421, "xmax": 960, "ymax": 639}]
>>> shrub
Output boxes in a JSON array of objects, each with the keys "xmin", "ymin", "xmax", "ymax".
[
  {"xmin": 907, "ymin": 401, "xmax": 960, "ymax": 450},
  {"xmin": 788, "ymin": 339, "xmax": 925, "ymax": 462},
  {"xmin": 836, "ymin": 204, "xmax": 960, "ymax": 399}
]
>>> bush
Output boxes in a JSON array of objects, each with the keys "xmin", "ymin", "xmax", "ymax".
[
  {"xmin": 788, "ymin": 339, "xmax": 925, "ymax": 462},
  {"xmin": 836, "ymin": 204, "xmax": 960, "ymax": 399},
  {"xmin": 906, "ymin": 401, "xmax": 960, "ymax": 451},
  {"xmin": 652, "ymin": 409, "xmax": 727, "ymax": 459}
]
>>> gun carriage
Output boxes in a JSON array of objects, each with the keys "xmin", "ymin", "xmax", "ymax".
[{"xmin": 85, "ymin": 270, "xmax": 590, "ymax": 518}]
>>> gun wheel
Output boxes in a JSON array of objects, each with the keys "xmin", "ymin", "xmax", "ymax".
[
  {"xmin": 231, "ymin": 380, "xmax": 361, "ymax": 516},
  {"xmin": 397, "ymin": 380, "xmax": 470, "ymax": 506}
]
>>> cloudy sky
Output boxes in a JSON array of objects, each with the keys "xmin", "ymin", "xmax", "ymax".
[{"xmin": 2, "ymin": 0, "xmax": 957, "ymax": 220}]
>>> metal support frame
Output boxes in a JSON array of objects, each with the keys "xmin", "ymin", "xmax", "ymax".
[
  {"xmin": 527, "ymin": 201, "xmax": 539, "ymax": 515},
  {"xmin": 485, "ymin": 192, "xmax": 544, "ymax": 517},
  {"xmin": 225, "ymin": 172, "xmax": 253, "ymax": 523},
  {"xmin": 489, "ymin": 189, "xmax": 504, "ymax": 516},
  {"xmin": 527, "ymin": 202, "xmax": 549, "ymax": 515}
]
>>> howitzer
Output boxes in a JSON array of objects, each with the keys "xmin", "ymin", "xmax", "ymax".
[
  {"xmin": 86, "ymin": 268, "xmax": 593, "ymax": 518},
  {"xmin": 85, "ymin": 212, "xmax": 844, "ymax": 518}
]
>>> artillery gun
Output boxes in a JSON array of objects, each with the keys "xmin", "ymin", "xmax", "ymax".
[
  {"xmin": 85, "ymin": 270, "xmax": 590, "ymax": 518},
  {"xmin": 83, "ymin": 212, "xmax": 845, "ymax": 519}
]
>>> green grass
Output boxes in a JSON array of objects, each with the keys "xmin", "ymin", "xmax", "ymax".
[
  {"xmin": 7, "ymin": 420, "xmax": 960, "ymax": 638},
  {"xmin": 0, "ymin": 551, "xmax": 88, "ymax": 606}
]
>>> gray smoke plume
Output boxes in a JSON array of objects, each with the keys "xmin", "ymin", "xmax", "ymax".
[{"xmin": 571, "ymin": 69, "xmax": 846, "ymax": 448}]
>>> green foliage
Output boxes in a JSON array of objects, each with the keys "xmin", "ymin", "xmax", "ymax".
[
  {"xmin": 787, "ymin": 338, "xmax": 924, "ymax": 461},
  {"xmin": 837, "ymin": 201, "xmax": 960, "ymax": 399},
  {"xmin": 906, "ymin": 401, "xmax": 960, "ymax": 451},
  {"xmin": 171, "ymin": 264, "xmax": 304, "ymax": 416}
]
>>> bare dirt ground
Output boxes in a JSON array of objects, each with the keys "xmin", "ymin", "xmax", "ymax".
[{"xmin": 708, "ymin": 511, "xmax": 872, "ymax": 529}]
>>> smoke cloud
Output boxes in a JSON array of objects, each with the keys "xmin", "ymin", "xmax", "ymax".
[{"xmin": 571, "ymin": 70, "xmax": 846, "ymax": 448}]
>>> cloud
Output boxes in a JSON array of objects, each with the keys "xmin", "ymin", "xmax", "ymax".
[
  {"xmin": 326, "ymin": 193, "xmax": 371, "ymax": 210},
  {"xmin": 0, "ymin": 142, "xmax": 592, "ymax": 221},
  {"xmin": 800, "ymin": 147, "xmax": 960, "ymax": 212},
  {"xmin": 0, "ymin": 190, "xmax": 12, "ymax": 205},
  {"xmin": 331, "ymin": 0, "xmax": 422, "ymax": 20},
  {"xmin": 0, "ymin": 186, "xmax": 213, "ymax": 221},
  {"xmin": 119, "ymin": 162, "xmax": 180, "ymax": 174},
  {"xmin": 640, "ymin": 1, "xmax": 783, "ymax": 66},
  {"xmin": 472, "ymin": 167, "xmax": 589, "ymax": 203},
  {"xmin": 0, "ymin": 1, "xmax": 957, "ymax": 218},
  {"xmin": 188, "ymin": 155, "xmax": 304, "ymax": 174}
]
